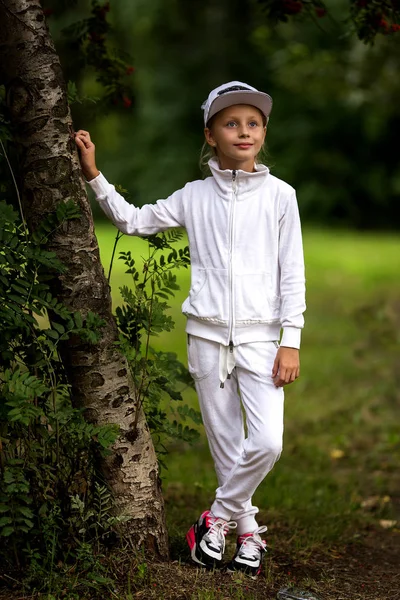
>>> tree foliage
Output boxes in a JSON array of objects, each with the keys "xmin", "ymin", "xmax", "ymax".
[
  {"xmin": 40, "ymin": 0, "xmax": 400, "ymax": 230},
  {"xmin": 256, "ymin": 0, "xmax": 400, "ymax": 44}
]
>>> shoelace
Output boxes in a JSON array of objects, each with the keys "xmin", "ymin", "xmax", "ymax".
[
  {"xmin": 205, "ymin": 518, "xmax": 237, "ymax": 551},
  {"xmin": 238, "ymin": 525, "xmax": 268, "ymax": 559}
]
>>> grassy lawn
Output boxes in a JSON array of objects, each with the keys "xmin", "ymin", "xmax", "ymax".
[{"xmin": 94, "ymin": 223, "xmax": 400, "ymax": 598}]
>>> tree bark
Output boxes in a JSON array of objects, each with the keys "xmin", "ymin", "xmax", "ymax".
[{"xmin": 0, "ymin": 0, "xmax": 168, "ymax": 558}]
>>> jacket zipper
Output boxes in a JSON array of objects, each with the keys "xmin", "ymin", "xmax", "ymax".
[{"xmin": 228, "ymin": 170, "xmax": 237, "ymax": 350}]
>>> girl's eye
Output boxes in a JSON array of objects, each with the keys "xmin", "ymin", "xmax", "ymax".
[
  {"xmin": 249, "ymin": 121, "xmax": 259, "ymax": 127},
  {"xmin": 226, "ymin": 121, "xmax": 237, "ymax": 127}
]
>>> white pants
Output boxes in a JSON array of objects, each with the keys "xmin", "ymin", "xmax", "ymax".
[{"xmin": 187, "ymin": 335, "xmax": 284, "ymax": 535}]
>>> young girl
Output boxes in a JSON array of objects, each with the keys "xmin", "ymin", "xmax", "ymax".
[{"xmin": 75, "ymin": 81, "xmax": 306, "ymax": 579}]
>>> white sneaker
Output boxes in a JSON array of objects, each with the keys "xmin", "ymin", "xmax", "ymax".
[
  {"xmin": 226, "ymin": 525, "xmax": 268, "ymax": 578},
  {"xmin": 186, "ymin": 510, "xmax": 237, "ymax": 568}
]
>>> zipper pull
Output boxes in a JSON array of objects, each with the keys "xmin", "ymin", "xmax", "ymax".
[
  {"xmin": 229, "ymin": 340, "xmax": 234, "ymax": 353},
  {"xmin": 232, "ymin": 170, "xmax": 238, "ymax": 195}
]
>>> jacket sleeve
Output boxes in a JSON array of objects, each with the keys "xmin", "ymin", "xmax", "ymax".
[
  {"xmin": 87, "ymin": 172, "xmax": 185, "ymax": 235},
  {"xmin": 278, "ymin": 190, "xmax": 306, "ymax": 349}
]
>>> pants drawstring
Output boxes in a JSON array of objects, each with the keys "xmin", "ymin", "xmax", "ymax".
[{"xmin": 219, "ymin": 343, "xmax": 236, "ymax": 388}]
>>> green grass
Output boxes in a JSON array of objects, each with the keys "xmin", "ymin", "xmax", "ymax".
[{"xmin": 95, "ymin": 222, "xmax": 400, "ymax": 555}]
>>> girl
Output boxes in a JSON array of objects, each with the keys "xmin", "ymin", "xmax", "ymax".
[{"xmin": 75, "ymin": 81, "xmax": 306, "ymax": 579}]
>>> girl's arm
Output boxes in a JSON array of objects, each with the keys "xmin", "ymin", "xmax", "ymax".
[
  {"xmin": 272, "ymin": 189, "xmax": 306, "ymax": 387},
  {"xmin": 278, "ymin": 190, "xmax": 306, "ymax": 349},
  {"xmin": 75, "ymin": 130, "xmax": 185, "ymax": 235}
]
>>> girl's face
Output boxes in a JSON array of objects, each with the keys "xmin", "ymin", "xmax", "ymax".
[{"xmin": 204, "ymin": 104, "xmax": 266, "ymax": 173}]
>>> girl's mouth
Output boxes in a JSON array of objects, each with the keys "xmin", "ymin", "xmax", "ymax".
[{"xmin": 235, "ymin": 144, "xmax": 253, "ymax": 149}]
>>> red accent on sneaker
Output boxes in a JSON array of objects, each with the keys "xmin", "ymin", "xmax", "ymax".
[
  {"xmin": 201, "ymin": 510, "xmax": 215, "ymax": 529},
  {"xmin": 186, "ymin": 525, "xmax": 196, "ymax": 550},
  {"xmin": 202, "ymin": 510, "xmax": 233, "ymax": 536},
  {"xmin": 238, "ymin": 532, "xmax": 253, "ymax": 543},
  {"xmin": 238, "ymin": 532, "xmax": 267, "ymax": 548}
]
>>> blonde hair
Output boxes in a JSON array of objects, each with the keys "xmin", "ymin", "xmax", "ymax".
[{"xmin": 199, "ymin": 140, "xmax": 217, "ymax": 176}]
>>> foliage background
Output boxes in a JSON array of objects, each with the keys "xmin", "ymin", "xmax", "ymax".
[{"xmin": 45, "ymin": 0, "xmax": 400, "ymax": 230}]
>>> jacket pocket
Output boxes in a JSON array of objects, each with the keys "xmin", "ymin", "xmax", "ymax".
[
  {"xmin": 235, "ymin": 272, "xmax": 280, "ymax": 322},
  {"xmin": 182, "ymin": 268, "xmax": 229, "ymax": 323}
]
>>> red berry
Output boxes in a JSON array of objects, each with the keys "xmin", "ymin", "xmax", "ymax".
[
  {"xmin": 283, "ymin": 0, "xmax": 303, "ymax": 14},
  {"xmin": 315, "ymin": 6, "xmax": 327, "ymax": 17},
  {"xmin": 122, "ymin": 96, "xmax": 132, "ymax": 108}
]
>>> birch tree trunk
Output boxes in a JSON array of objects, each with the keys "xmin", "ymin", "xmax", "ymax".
[{"xmin": 0, "ymin": 0, "xmax": 169, "ymax": 557}]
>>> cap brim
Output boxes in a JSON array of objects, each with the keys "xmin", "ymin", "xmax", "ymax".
[{"xmin": 206, "ymin": 90, "xmax": 272, "ymax": 124}]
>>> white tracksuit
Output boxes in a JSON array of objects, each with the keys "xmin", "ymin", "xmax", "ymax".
[{"xmin": 88, "ymin": 157, "xmax": 306, "ymax": 534}]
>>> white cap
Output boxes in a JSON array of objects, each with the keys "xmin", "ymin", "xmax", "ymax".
[{"xmin": 201, "ymin": 81, "xmax": 273, "ymax": 126}]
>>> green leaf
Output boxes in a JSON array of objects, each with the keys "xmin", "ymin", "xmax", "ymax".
[
  {"xmin": 16, "ymin": 506, "xmax": 34, "ymax": 519},
  {"xmin": 11, "ymin": 283, "xmax": 29, "ymax": 295},
  {"xmin": 21, "ymin": 519, "xmax": 34, "ymax": 528},
  {"xmin": 8, "ymin": 294, "xmax": 25, "ymax": 305},
  {"xmin": 74, "ymin": 311, "xmax": 83, "ymax": 329},
  {"xmin": 51, "ymin": 321, "xmax": 65, "ymax": 334},
  {"xmin": 44, "ymin": 329, "xmax": 59, "ymax": 340}
]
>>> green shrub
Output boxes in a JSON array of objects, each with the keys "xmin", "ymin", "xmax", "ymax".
[
  {"xmin": 0, "ymin": 198, "xmax": 118, "ymax": 595},
  {"xmin": 113, "ymin": 229, "xmax": 201, "ymax": 467}
]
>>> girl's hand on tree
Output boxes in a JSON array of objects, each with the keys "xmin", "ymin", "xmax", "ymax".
[
  {"xmin": 272, "ymin": 346, "xmax": 300, "ymax": 387},
  {"xmin": 74, "ymin": 130, "xmax": 100, "ymax": 181}
]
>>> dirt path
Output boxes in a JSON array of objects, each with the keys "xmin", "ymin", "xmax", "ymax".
[
  {"xmin": 138, "ymin": 526, "xmax": 400, "ymax": 600},
  {"xmin": 1, "ymin": 525, "xmax": 398, "ymax": 599}
]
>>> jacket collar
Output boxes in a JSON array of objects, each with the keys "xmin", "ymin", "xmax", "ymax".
[{"xmin": 208, "ymin": 157, "xmax": 270, "ymax": 201}]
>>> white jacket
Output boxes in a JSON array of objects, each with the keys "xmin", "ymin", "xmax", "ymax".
[{"xmin": 88, "ymin": 157, "xmax": 306, "ymax": 349}]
